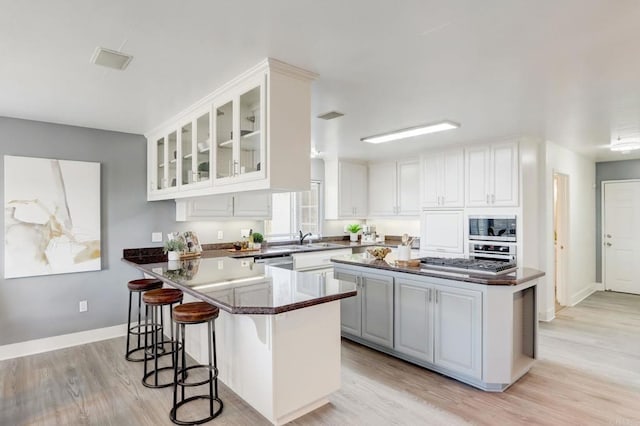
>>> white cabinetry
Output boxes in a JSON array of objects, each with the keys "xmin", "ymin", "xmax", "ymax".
[
  {"xmin": 336, "ymin": 269, "xmax": 394, "ymax": 348},
  {"xmin": 394, "ymin": 277, "xmax": 482, "ymax": 380},
  {"xmin": 368, "ymin": 160, "xmax": 419, "ymax": 216},
  {"xmin": 421, "ymin": 149, "xmax": 464, "ymax": 208},
  {"xmin": 147, "ymin": 59, "xmax": 317, "ymax": 201},
  {"xmin": 466, "ymin": 142, "xmax": 519, "ymax": 207},
  {"xmin": 420, "ymin": 210, "xmax": 464, "ymax": 254},
  {"xmin": 175, "ymin": 193, "xmax": 271, "ymax": 221},
  {"xmin": 325, "ymin": 160, "xmax": 368, "ymax": 219}
]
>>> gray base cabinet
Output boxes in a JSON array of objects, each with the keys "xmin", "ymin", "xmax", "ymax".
[
  {"xmin": 338, "ymin": 269, "xmax": 394, "ymax": 349},
  {"xmin": 433, "ymin": 285, "xmax": 482, "ymax": 380},
  {"xmin": 335, "ymin": 262, "xmax": 538, "ymax": 392},
  {"xmin": 394, "ymin": 278, "xmax": 482, "ymax": 380},
  {"xmin": 394, "ymin": 278, "xmax": 434, "ymax": 362}
]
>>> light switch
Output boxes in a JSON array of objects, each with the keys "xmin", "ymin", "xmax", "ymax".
[{"xmin": 151, "ymin": 232, "xmax": 162, "ymax": 243}]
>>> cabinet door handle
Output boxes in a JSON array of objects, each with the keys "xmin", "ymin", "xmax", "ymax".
[
  {"xmin": 486, "ymin": 194, "xmax": 490, "ymax": 204},
  {"xmin": 606, "ymin": 242, "xmax": 612, "ymax": 247},
  {"xmin": 606, "ymin": 234, "xmax": 612, "ymax": 238},
  {"xmin": 428, "ymin": 288, "xmax": 432, "ymax": 302},
  {"xmin": 491, "ymin": 194, "xmax": 495, "ymax": 204},
  {"xmin": 435, "ymin": 290, "xmax": 439, "ymax": 304}
]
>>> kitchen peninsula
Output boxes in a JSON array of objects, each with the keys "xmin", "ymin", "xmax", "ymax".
[
  {"xmin": 331, "ymin": 253, "xmax": 544, "ymax": 391},
  {"xmin": 124, "ymin": 255, "xmax": 356, "ymax": 425}
]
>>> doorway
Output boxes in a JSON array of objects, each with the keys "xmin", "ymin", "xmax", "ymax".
[
  {"xmin": 553, "ymin": 173, "xmax": 569, "ymax": 311},
  {"xmin": 603, "ymin": 180, "xmax": 640, "ymax": 295}
]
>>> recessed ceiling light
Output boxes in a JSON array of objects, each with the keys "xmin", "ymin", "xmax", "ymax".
[
  {"xmin": 361, "ymin": 120, "xmax": 460, "ymax": 144},
  {"xmin": 317, "ymin": 111, "xmax": 344, "ymax": 120},
  {"xmin": 90, "ymin": 47, "xmax": 133, "ymax": 71},
  {"xmin": 610, "ymin": 136, "xmax": 640, "ymax": 153}
]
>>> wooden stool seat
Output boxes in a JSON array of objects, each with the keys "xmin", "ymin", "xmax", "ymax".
[
  {"xmin": 128, "ymin": 278, "xmax": 162, "ymax": 292},
  {"xmin": 143, "ymin": 288, "xmax": 183, "ymax": 306},
  {"xmin": 173, "ymin": 302, "xmax": 219, "ymax": 324}
]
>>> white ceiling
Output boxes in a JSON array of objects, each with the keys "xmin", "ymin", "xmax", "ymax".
[{"xmin": 2, "ymin": 0, "xmax": 640, "ymax": 162}]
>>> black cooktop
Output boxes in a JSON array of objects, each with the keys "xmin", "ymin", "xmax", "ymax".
[{"xmin": 419, "ymin": 257, "xmax": 517, "ymax": 275}]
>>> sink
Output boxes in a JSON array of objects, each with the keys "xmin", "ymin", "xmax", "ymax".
[
  {"xmin": 303, "ymin": 243, "xmax": 344, "ymax": 249},
  {"xmin": 268, "ymin": 243, "xmax": 344, "ymax": 251}
]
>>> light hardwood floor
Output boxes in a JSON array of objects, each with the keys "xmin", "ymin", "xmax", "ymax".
[{"xmin": 1, "ymin": 291, "xmax": 639, "ymax": 425}]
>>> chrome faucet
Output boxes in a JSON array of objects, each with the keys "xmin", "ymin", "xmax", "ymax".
[{"xmin": 299, "ymin": 230, "xmax": 312, "ymax": 245}]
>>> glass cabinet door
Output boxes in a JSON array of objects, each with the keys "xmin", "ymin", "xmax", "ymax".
[
  {"xmin": 216, "ymin": 100, "xmax": 234, "ymax": 179},
  {"xmin": 196, "ymin": 111, "xmax": 211, "ymax": 183},
  {"xmin": 168, "ymin": 131, "xmax": 178, "ymax": 189},
  {"xmin": 239, "ymin": 86, "xmax": 262, "ymax": 176},
  {"xmin": 155, "ymin": 136, "xmax": 165, "ymax": 190},
  {"xmin": 181, "ymin": 121, "xmax": 193, "ymax": 185}
]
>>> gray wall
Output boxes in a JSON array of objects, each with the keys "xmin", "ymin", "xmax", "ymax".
[
  {"xmin": 0, "ymin": 117, "xmax": 177, "ymax": 345},
  {"xmin": 595, "ymin": 159, "xmax": 640, "ymax": 282}
]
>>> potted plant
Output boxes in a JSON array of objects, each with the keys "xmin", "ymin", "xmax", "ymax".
[
  {"xmin": 252, "ymin": 232, "xmax": 264, "ymax": 249},
  {"xmin": 164, "ymin": 238, "xmax": 185, "ymax": 261},
  {"xmin": 346, "ymin": 224, "xmax": 362, "ymax": 242}
]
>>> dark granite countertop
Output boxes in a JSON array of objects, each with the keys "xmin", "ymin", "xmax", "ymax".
[
  {"xmin": 123, "ymin": 257, "xmax": 356, "ymax": 315},
  {"xmin": 122, "ymin": 239, "xmax": 402, "ymax": 265},
  {"xmin": 331, "ymin": 254, "xmax": 545, "ymax": 286}
]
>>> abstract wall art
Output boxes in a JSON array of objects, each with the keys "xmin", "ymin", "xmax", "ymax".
[{"xmin": 4, "ymin": 155, "xmax": 101, "ymax": 278}]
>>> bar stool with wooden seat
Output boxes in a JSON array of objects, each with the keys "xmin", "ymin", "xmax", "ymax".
[
  {"xmin": 125, "ymin": 278, "xmax": 163, "ymax": 362},
  {"xmin": 142, "ymin": 288, "xmax": 184, "ymax": 388},
  {"xmin": 170, "ymin": 302, "xmax": 223, "ymax": 425}
]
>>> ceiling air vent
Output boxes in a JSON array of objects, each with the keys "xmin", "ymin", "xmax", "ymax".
[
  {"xmin": 317, "ymin": 111, "xmax": 344, "ymax": 120},
  {"xmin": 90, "ymin": 47, "xmax": 133, "ymax": 71}
]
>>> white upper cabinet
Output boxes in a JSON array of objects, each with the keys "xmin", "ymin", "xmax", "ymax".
[
  {"xmin": 213, "ymin": 75, "xmax": 266, "ymax": 187},
  {"xmin": 369, "ymin": 160, "xmax": 419, "ymax": 216},
  {"xmin": 420, "ymin": 210, "xmax": 464, "ymax": 254},
  {"xmin": 325, "ymin": 160, "xmax": 368, "ymax": 219},
  {"xmin": 175, "ymin": 192, "xmax": 271, "ymax": 221},
  {"xmin": 465, "ymin": 141, "xmax": 519, "ymax": 207},
  {"xmin": 147, "ymin": 59, "xmax": 317, "ymax": 201},
  {"xmin": 421, "ymin": 149, "xmax": 464, "ymax": 208}
]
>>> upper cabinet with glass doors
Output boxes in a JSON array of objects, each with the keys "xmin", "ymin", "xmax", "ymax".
[
  {"xmin": 214, "ymin": 75, "xmax": 265, "ymax": 186},
  {"xmin": 146, "ymin": 58, "xmax": 317, "ymax": 201}
]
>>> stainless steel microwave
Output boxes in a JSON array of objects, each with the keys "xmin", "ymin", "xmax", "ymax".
[{"xmin": 468, "ymin": 215, "xmax": 517, "ymax": 242}]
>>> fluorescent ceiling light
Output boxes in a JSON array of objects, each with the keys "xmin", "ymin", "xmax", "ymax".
[
  {"xmin": 610, "ymin": 137, "xmax": 640, "ymax": 153},
  {"xmin": 361, "ymin": 120, "xmax": 460, "ymax": 144}
]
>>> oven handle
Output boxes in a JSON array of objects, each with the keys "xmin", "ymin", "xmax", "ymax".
[{"xmin": 469, "ymin": 252, "xmax": 516, "ymax": 261}]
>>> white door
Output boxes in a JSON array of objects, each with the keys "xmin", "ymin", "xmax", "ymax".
[{"xmin": 604, "ymin": 181, "xmax": 640, "ymax": 294}]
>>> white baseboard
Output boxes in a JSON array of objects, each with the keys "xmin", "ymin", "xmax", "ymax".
[
  {"xmin": 539, "ymin": 307, "xmax": 555, "ymax": 322},
  {"xmin": 569, "ymin": 284, "xmax": 597, "ymax": 307},
  {"xmin": 0, "ymin": 323, "xmax": 127, "ymax": 361},
  {"xmin": 594, "ymin": 282, "xmax": 605, "ymax": 291}
]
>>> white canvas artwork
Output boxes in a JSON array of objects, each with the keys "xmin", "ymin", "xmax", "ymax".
[{"xmin": 4, "ymin": 155, "xmax": 101, "ymax": 278}]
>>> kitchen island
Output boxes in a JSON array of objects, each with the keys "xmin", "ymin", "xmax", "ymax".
[
  {"xmin": 331, "ymin": 253, "xmax": 544, "ymax": 391},
  {"xmin": 124, "ymin": 256, "xmax": 356, "ymax": 425}
]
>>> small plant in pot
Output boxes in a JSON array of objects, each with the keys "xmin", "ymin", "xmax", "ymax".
[
  {"xmin": 164, "ymin": 239, "xmax": 186, "ymax": 261},
  {"xmin": 346, "ymin": 224, "xmax": 362, "ymax": 242},
  {"xmin": 252, "ymin": 232, "xmax": 264, "ymax": 249}
]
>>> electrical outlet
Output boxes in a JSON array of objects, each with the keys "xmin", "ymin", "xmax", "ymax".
[
  {"xmin": 151, "ymin": 232, "xmax": 162, "ymax": 243},
  {"xmin": 240, "ymin": 229, "xmax": 250, "ymax": 238},
  {"xmin": 79, "ymin": 300, "xmax": 88, "ymax": 313},
  {"xmin": 217, "ymin": 230, "xmax": 224, "ymax": 240}
]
